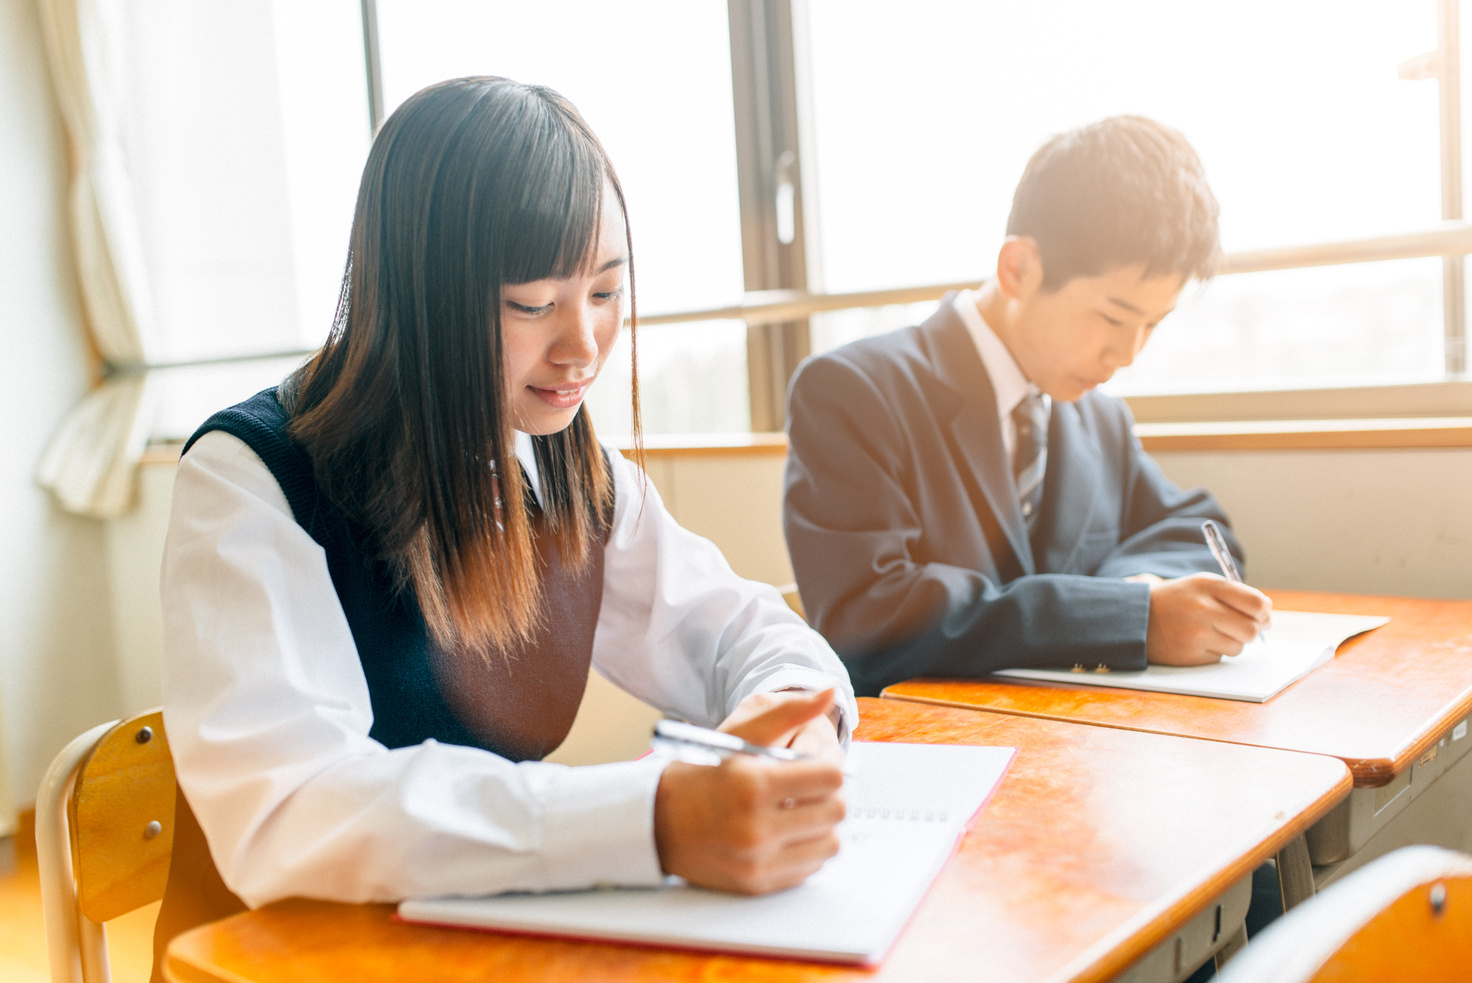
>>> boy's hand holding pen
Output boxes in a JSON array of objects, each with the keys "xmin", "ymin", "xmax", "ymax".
[
  {"xmin": 1136, "ymin": 521, "xmax": 1273, "ymax": 667},
  {"xmin": 1202, "ymin": 519, "xmax": 1267, "ymax": 646}
]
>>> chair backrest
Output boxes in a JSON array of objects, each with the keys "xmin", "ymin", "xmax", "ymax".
[
  {"xmin": 1216, "ymin": 845, "xmax": 1472, "ymax": 983},
  {"xmin": 37, "ymin": 709, "xmax": 176, "ymax": 983}
]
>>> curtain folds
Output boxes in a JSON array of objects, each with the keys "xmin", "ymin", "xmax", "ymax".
[{"xmin": 35, "ymin": 0, "xmax": 158, "ymax": 518}]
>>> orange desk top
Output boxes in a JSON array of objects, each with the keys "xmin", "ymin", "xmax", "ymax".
[
  {"xmin": 165, "ymin": 698, "xmax": 1349, "ymax": 983},
  {"xmin": 885, "ymin": 590, "xmax": 1472, "ymax": 788}
]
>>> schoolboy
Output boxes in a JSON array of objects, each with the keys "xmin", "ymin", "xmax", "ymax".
[{"xmin": 784, "ymin": 115, "xmax": 1271, "ymax": 697}]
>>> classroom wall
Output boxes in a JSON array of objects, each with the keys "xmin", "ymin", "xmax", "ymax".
[
  {"xmin": 1152, "ymin": 447, "xmax": 1472, "ymax": 600},
  {"xmin": 0, "ymin": 0, "xmax": 126, "ymax": 821},
  {"xmin": 637, "ymin": 452, "xmax": 794, "ymax": 587},
  {"xmin": 105, "ymin": 465, "xmax": 177, "ymax": 717},
  {"xmin": 622, "ymin": 445, "xmax": 1472, "ymax": 604}
]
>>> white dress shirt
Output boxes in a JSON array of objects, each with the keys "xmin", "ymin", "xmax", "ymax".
[
  {"xmin": 952, "ymin": 290, "xmax": 1050, "ymax": 461},
  {"xmin": 161, "ymin": 428, "xmax": 857, "ymax": 908}
]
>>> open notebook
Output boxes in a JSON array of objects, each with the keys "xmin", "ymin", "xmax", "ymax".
[
  {"xmin": 398, "ymin": 741, "xmax": 1015, "ymax": 965},
  {"xmin": 995, "ymin": 610, "xmax": 1390, "ymax": 703}
]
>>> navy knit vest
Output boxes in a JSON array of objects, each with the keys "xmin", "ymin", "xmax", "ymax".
[{"xmin": 181, "ymin": 387, "xmax": 605, "ymax": 762}]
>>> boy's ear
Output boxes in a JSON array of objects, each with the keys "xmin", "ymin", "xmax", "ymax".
[{"xmin": 995, "ymin": 237, "xmax": 1044, "ymax": 300}]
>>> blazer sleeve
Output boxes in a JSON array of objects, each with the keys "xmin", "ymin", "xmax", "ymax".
[
  {"xmin": 784, "ymin": 354, "xmax": 1153, "ymax": 697},
  {"xmin": 1090, "ymin": 399, "xmax": 1246, "ymax": 580}
]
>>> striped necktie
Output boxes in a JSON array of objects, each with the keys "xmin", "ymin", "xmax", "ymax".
[{"xmin": 1012, "ymin": 392, "xmax": 1048, "ymax": 529}]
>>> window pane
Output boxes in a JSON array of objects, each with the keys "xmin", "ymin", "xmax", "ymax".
[
  {"xmin": 376, "ymin": 1, "xmax": 749, "ymax": 432},
  {"xmin": 805, "ymin": 0, "xmax": 1445, "ymax": 389},
  {"xmin": 585, "ymin": 322, "xmax": 752, "ymax": 440},
  {"xmin": 150, "ymin": 357, "xmax": 311, "ymax": 440},
  {"xmin": 810, "ymin": 263, "xmax": 1446, "ymax": 394},
  {"xmin": 810, "ymin": 302, "xmax": 937, "ymax": 357},
  {"xmin": 808, "ymin": 0, "xmax": 1438, "ymax": 289},
  {"xmin": 121, "ymin": 1, "xmax": 368, "ymax": 362},
  {"xmin": 118, "ymin": 1, "xmax": 368, "ymax": 439},
  {"xmin": 1108, "ymin": 259, "xmax": 1444, "ymax": 394}
]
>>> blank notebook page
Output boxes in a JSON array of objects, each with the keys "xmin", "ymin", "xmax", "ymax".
[
  {"xmin": 994, "ymin": 610, "xmax": 1390, "ymax": 703},
  {"xmin": 398, "ymin": 741, "xmax": 1016, "ymax": 965}
]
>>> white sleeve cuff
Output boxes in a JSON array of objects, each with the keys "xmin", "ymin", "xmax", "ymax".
[
  {"xmin": 749, "ymin": 668, "xmax": 859, "ymax": 748},
  {"xmin": 539, "ymin": 756, "xmax": 670, "ymax": 889}
]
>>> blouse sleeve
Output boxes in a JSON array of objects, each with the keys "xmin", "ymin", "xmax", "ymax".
[
  {"xmin": 161, "ymin": 431, "xmax": 669, "ymax": 908},
  {"xmin": 590, "ymin": 448, "xmax": 858, "ymax": 739}
]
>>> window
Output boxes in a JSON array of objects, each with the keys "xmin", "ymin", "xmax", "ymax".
[
  {"xmin": 133, "ymin": 0, "xmax": 1472, "ymax": 443},
  {"xmin": 803, "ymin": 0, "xmax": 1453, "ymax": 395},
  {"xmin": 115, "ymin": 1, "xmax": 369, "ymax": 438}
]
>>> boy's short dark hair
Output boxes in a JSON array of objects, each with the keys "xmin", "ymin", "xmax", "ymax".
[{"xmin": 1006, "ymin": 116, "xmax": 1220, "ymax": 291}]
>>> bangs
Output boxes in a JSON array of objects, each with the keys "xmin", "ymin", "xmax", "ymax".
[{"xmin": 486, "ymin": 87, "xmax": 607, "ymax": 286}]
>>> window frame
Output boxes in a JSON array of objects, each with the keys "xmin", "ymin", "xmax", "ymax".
[
  {"xmin": 138, "ymin": 0, "xmax": 1472, "ymax": 445},
  {"xmin": 726, "ymin": 0, "xmax": 1472, "ymax": 431}
]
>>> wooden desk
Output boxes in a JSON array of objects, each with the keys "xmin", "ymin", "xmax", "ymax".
[
  {"xmin": 884, "ymin": 590, "xmax": 1472, "ymax": 870},
  {"xmin": 165, "ymin": 698, "xmax": 1349, "ymax": 983}
]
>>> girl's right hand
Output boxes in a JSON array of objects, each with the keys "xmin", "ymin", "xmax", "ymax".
[{"xmin": 651, "ymin": 690, "xmax": 846, "ymax": 894}]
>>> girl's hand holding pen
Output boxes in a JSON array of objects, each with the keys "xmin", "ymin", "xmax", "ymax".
[
  {"xmin": 653, "ymin": 688, "xmax": 846, "ymax": 895},
  {"xmin": 718, "ymin": 686, "xmax": 847, "ymax": 764}
]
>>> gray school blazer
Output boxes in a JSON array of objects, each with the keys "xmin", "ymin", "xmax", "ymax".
[{"xmin": 783, "ymin": 295, "xmax": 1241, "ymax": 697}]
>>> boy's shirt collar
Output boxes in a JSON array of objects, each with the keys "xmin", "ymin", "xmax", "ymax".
[{"xmin": 952, "ymin": 290, "xmax": 1049, "ymax": 459}]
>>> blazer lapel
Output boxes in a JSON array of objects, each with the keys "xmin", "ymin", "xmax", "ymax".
[
  {"xmin": 1031, "ymin": 399, "xmax": 1103, "ymax": 571},
  {"xmin": 919, "ymin": 298, "xmax": 1035, "ymax": 576}
]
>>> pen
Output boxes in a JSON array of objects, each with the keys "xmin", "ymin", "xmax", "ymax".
[
  {"xmin": 1201, "ymin": 519, "xmax": 1242, "ymax": 583},
  {"xmin": 650, "ymin": 718, "xmax": 804, "ymax": 767},
  {"xmin": 1202, "ymin": 519, "xmax": 1265, "ymax": 645}
]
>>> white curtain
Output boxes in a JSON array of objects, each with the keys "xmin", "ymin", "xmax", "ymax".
[
  {"xmin": 34, "ymin": 0, "xmax": 157, "ymax": 518},
  {"xmin": 32, "ymin": 1, "xmax": 370, "ymax": 512}
]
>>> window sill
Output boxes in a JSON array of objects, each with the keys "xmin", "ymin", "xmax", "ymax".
[
  {"xmin": 1135, "ymin": 418, "xmax": 1472, "ymax": 451},
  {"xmin": 611, "ymin": 433, "xmax": 789, "ymax": 458},
  {"xmin": 618, "ymin": 421, "xmax": 1472, "ymax": 455},
  {"xmin": 144, "ymin": 417, "xmax": 1472, "ymax": 467},
  {"xmin": 627, "ymin": 421, "xmax": 1472, "ymax": 455},
  {"xmin": 141, "ymin": 443, "xmax": 185, "ymax": 465},
  {"xmin": 140, "ymin": 433, "xmax": 793, "ymax": 467},
  {"xmin": 1121, "ymin": 380, "xmax": 1472, "ymax": 424}
]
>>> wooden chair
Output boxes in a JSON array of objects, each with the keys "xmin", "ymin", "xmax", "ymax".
[
  {"xmin": 36, "ymin": 709, "xmax": 175, "ymax": 983},
  {"xmin": 1216, "ymin": 845, "xmax": 1472, "ymax": 983}
]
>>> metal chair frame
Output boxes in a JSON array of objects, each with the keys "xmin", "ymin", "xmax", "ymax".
[{"xmin": 36, "ymin": 710, "xmax": 173, "ymax": 983}]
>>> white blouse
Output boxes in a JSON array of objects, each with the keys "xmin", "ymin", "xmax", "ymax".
[{"xmin": 161, "ymin": 429, "xmax": 857, "ymax": 908}]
